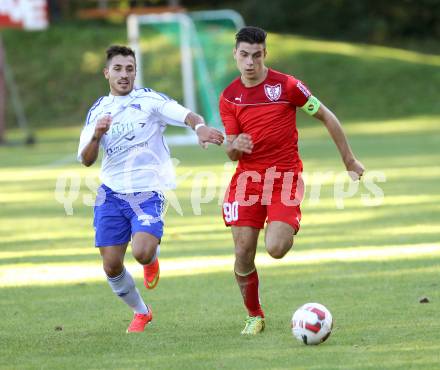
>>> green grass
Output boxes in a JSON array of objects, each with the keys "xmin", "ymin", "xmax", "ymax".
[
  {"xmin": 1, "ymin": 112, "xmax": 440, "ymax": 369},
  {"xmin": 1, "ymin": 24, "xmax": 439, "ymax": 369}
]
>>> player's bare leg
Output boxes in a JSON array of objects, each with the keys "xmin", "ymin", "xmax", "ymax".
[
  {"xmin": 100, "ymin": 243, "xmax": 152, "ymax": 332},
  {"xmin": 264, "ymin": 221, "xmax": 296, "ymax": 259},
  {"xmin": 132, "ymin": 232, "xmax": 161, "ymax": 289},
  {"xmin": 132, "ymin": 232, "xmax": 159, "ymax": 264},
  {"xmin": 100, "ymin": 243, "xmax": 128, "ymax": 277},
  {"xmin": 232, "ymin": 226, "xmax": 265, "ymax": 334},
  {"xmin": 232, "ymin": 226, "xmax": 259, "ymax": 273}
]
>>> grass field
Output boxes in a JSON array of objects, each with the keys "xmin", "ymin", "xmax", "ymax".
[
  {"xmin": 1, "ymin": 22, "xmax": 440, "ymax": 370},
  {"xmin": 1, "ymin": 112, "xmax": 439, "ymax": 369}
]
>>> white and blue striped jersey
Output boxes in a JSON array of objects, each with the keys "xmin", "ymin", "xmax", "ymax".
[{"xmin": 78, "ymin": 88, "xmax": 191, "ymax": 193}]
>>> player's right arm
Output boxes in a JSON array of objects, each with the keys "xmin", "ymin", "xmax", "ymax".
[
  {"xmin": 220, "ymin": 92, "xmax": 252, "ymax": 161},
  {"xmin": 80, "ymin": 115, "xmax": 112, "ymax": 167},
  {"xmin": 226, "ymin": 133, "xmax": 254, "ymax": 161}
]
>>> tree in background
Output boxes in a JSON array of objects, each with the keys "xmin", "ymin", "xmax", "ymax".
[
  {"xmin": 50, "ymin": 0, "xmax": 439, "ymax": 44},
  {"xmin": 180, "ymin": 0, "xmax": 440, "ymax": 44}
]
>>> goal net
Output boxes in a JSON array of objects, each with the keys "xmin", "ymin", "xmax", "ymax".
[{"xmin": 127, "ymin": 10, "xmax": 244, "ymax": 137}]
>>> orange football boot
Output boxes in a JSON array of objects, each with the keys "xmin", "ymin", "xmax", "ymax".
[
  {"xmin": 126, "ymin": 306, "xmax": 153, "ymax": 333},
  {"xmin": 143, "ymin": 258, "xmax": 160, "ymax": 290}
]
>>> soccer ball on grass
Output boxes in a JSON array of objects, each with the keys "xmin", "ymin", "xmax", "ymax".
[{"xmin": 291, "ymin": 303, "xmax": 333, "ymax": 345}]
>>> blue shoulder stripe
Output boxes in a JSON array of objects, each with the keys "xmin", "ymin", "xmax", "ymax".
[
  {"xmin": 136, "ymin": 87, "xmax": 171, "ymax": 101},
  {"xmin": 154, "ymin": 91, "xmax": 171, "ymax": 101},
  {"xmin": 85, "ymin": 97, "xmax": 104, "ymax": 126},
  {"xmin": 135, "ymin": 87, "xmax": 153, "ymax": 93}
]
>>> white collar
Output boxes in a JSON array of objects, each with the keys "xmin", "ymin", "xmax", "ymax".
[{"xmin": 108, "ymin": 90, "xmax": 137, "ymax": 102}]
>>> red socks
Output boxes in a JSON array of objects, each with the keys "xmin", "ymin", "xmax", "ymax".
[{"xmin": 235, "ymin": 269, "xmax": 265, "ymax": 318}]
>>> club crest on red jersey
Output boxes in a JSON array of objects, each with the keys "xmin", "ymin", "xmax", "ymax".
[{"xmin": 264, "ymin": 83, "xmax": 282, "ymax": 101}]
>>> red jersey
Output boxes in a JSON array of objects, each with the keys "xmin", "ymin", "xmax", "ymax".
[{"xmin": 219, "ymin": 68, "xmax": 312, "ymax": 172}]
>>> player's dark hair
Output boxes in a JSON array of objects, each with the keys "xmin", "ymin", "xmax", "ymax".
[
  {"xmin": 106, "ymin": 45, "xmax": 136, "ymax": 65},
  {"xmin": 235, "ymin": 26, "xmax": 267, "ymax": 47}
]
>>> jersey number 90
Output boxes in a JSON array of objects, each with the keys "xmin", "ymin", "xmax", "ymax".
[{"xmin": 223, "ymin": 201, "xmax": 239, "ymax": 222}]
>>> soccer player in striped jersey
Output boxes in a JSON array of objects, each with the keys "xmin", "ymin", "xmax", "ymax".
[
  {"xmin": 78, "ymin": 45, "xmax": 224, "ymax": 333},
  {"xmin": 219, "ymin": 27, "xmax": 364, "ymax": 335}
]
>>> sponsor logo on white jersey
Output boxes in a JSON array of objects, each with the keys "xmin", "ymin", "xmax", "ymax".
[{"xmin": 264, "ymin": 83, "xmax": 282, "ymax": 101}]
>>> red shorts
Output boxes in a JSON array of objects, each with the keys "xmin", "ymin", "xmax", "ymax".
[{"xmin": 222, "ymin": 168, "xmax": 304, "ymax": 231}]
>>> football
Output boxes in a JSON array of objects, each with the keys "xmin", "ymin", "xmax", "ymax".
[{"xmin": 291, "ymin": 303, "xmax": 333, "ymax": 345}]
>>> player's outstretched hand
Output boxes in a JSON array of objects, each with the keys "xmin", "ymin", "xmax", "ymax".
[
  {"xmin": 196, "ymin": 126, "xmax": 224, "ymax": 149},
  {"xmin": 94, "ymin": 115, "xmax": 112, "ymax": 140},
  {"xmin": 232, "ymin": 133, "xmax": 253, "ymax": 154},
  {"xmin": 346, "ymin": 158, "xmax": 365, "ymax": 181}
]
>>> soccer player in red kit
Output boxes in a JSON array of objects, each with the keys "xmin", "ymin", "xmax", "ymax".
[{"xmin": 220, "ymin": 26, "xmax": 365, "ymax": 335}]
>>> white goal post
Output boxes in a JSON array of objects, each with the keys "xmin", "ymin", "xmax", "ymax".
[{"xmin": 127, "ymin": 10, "xmax": 244, "ymax": 142}]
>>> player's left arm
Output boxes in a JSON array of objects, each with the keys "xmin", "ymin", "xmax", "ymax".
[
  {"xmin": 155, "ymin": 97, "xmax": 224, "ymax": 148},
  {"xmin": 184, "ymin": 112, "xmax": 224, "ymax": 149},
  {"xmin": 304, "ymin": 98, "xmax": 365, "ymax": 180}
]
